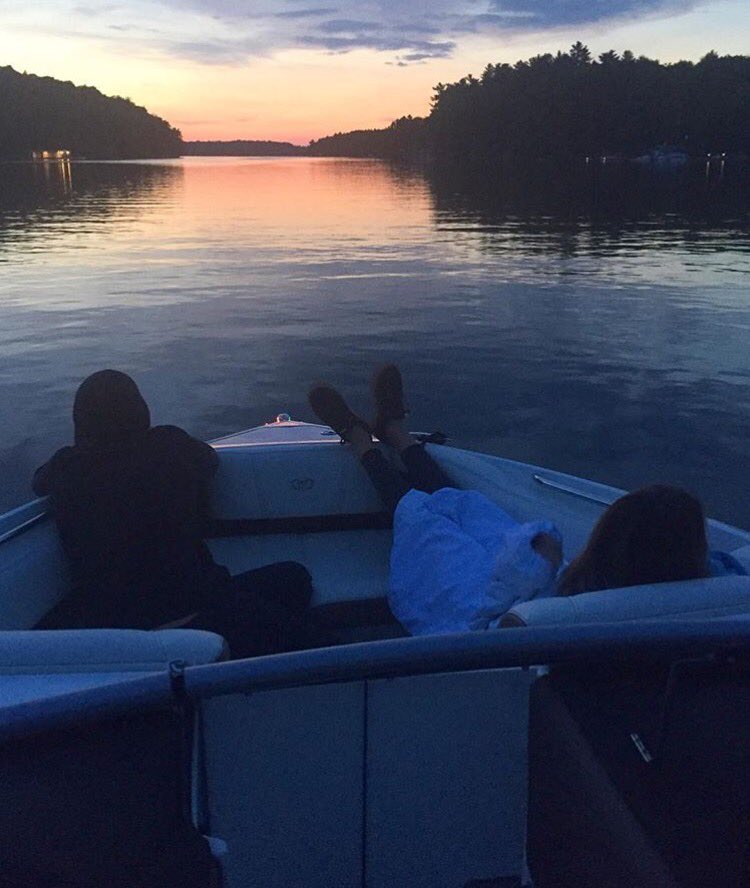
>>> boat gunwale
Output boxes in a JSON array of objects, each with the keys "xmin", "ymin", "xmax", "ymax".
[
  {"xmin": 0, "ymin": 511, "xmax": 48, "ymax": 546},
  {"xmin": 2, "ymin": 619, "xmax": 750, "ymax": 743}
]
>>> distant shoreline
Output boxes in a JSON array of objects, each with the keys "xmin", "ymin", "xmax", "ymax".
[{"xmin": 182, "ymin": 139, "xmax": 306, "ymax": 157}]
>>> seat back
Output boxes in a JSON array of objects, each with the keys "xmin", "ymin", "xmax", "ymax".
[
  {"xmin": 0, "ymin": 628, "xmax": 227, "ymax": 707},
  {"xmin": 501, "ymin": 575, "xmax": 750, "ymax": 627},
  {"xmin": 212, "ymin": 444, "xmax": 384, "ymax": 520},
  {"xmin": 0, "ymin": 628, "xmax": 228, "ymax": 674}
]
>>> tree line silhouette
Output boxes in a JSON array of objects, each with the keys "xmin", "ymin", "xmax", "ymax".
[
  {"xmin": 0, "ymin": 66, "xmax": 182, "ymax": 159},
  {"xmin": 308, "ymin": 45, "xmax": 750, "ymax": 163},
  {"xmin": 183, "ymin": 140, "xmax": 305, "ymax": 156},
  {"xmin": 2, "ymin": 45, "xmax": 748, "ymax": 163},
  {"xmin": 307, "ymin": 117, "xmax": 426, "ymax": 158}
]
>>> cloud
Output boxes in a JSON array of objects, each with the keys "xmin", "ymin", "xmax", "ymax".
[
  {"xmin": 274, "ymin": 7, "xmax": 337, "ymax": 18},
  {"xmin": 299, "ymin": 32, "xmax": 454, "ymax": 59},
  {"xmin": 485, "ymin": 0, "xmax": 698, "ymax": 27},
  {"xmin": 14, "ymin": 0, "xmax": 711, "ymax": 67},
  {"xmin": 400, "ymin": 51, "xmax": 450, "ymax": 62},
  {"xmin": 318, "ymin": 19, "xmax": 380, "ymax": 33}
]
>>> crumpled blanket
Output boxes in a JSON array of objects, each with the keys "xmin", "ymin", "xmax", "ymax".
[{"xmin": 389, "ymin": 487, "xmax": 561, "ymax": 636}]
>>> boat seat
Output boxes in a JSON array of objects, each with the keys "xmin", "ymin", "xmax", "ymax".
[
  {"xmin": 208, "ymin": 529, "xmax": 393, "ymax": 607},
  {"xmin": 501, "ymin": 575, "xmax": 750, "ymax": 628},
  {"xmin": 0, "ymin": 628, "xmax": 227, "ymax": 707}
]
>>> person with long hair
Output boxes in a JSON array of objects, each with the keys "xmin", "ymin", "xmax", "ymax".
[
  {"xmin": 308, "ymin": 365, "xmax": 744, "ymax": 636},
  {"xmin": 556, "ymin": 485, "xmax": 711, "ymax": 596},
  {"xmin": 33, "ymin": 369, "xmax": 319, "ymax": 657}
]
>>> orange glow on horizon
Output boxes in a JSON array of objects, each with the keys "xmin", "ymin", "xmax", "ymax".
[{"xmin": 151, "ymin": 50, "xmax": 445, "ymax": 145}]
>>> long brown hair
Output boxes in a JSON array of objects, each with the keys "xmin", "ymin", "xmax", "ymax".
[{"xmin": 557, "ymin": 484, "xmax": 709, "ymax": 596}]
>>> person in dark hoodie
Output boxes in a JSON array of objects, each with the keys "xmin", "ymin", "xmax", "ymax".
[{"xmin": 33, "ymin": 369, "xmax": 316, "ymax": 658}]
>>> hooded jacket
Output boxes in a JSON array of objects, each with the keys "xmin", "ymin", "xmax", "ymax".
[{"xmin": 33, "ymin": 370, "xmax": 227, "ymax": 629}]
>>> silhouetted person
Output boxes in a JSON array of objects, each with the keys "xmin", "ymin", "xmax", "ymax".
[{"xmin": 33, "ymin": 369, "xmax": 316, "ymax": 657}]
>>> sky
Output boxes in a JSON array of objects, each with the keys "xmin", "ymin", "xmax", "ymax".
[{"xmin": 1, "ymin": 0, "xmax": 748, "ymax": 143}]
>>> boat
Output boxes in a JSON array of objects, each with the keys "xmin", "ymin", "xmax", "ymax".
[
  {"xmin": 1, "ymin": 417, "xmax": 750, "ymax": 887},
  {"xmin": 633, "ymin": 145, "xmax": 690, "ymax": 169}
]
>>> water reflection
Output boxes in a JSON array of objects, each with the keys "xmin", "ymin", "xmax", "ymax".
[
  {"xmin": 422, "ymin": 162, "xmax": 750, "ymax": 524},
  {"xmin": 0, "ymin": 161, "xmax": 183, "ymax": 269},
  {"xmin": 0, "ymin": 157, "xmax": 749, "ymax": 529},
  {"xmin": 30, "ymin": 158, "xmax": 73, "ymax": 194},
  {"xmin": 427, "ymin": 162, "xmax": 750, "ymax": 272}
]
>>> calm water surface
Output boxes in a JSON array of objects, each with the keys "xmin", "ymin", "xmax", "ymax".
[{"xmin": 1, "ymin": 157, "xmax": 749, "ymax": 525}]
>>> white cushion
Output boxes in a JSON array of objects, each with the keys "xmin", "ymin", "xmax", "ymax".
[
  {"xmin": 501, "ymin": 575, "xmax": 750, "ymax": 628},
  {"xmin": 0, "ymin": 628, "xmax": 227, "ymax": 674}
]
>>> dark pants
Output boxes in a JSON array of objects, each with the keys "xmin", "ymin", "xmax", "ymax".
[
  {"xmin": 361, "ymin": 443, "xmax": 453, "ymax": 515},
  {"xmin": 186, "ymin": 561, "xmax": 333, "ymax": 659},
  {"xmin": 38, "ymin": 560, "xmax": 326, "ymax": 661}
]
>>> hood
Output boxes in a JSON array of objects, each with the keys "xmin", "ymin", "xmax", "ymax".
[{"xmin": 73, "ymin": 369, "xmax": 151, "ymax": 447}]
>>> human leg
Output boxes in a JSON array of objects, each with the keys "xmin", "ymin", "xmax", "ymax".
[
  {"xmin": 359, "ymin": 448, "xmax": 411, "ymax": 515},
  {"xmin": 186, "ymin": 561, "xmax": 325, "ymax": 659},
  {"xmin": 371, "ymin": 364, "xmax": 454, "ymax": 495},
  {"xmin": 229, "ymin": 560, "xmax": 313, "ymax": 615},
  {"xmin": 399, "ymin": 440, "xmax": 454, "ymax": 494},
  {"xmin": 308, "ymin": 384, "xmax": 411, "ymax": 515}
]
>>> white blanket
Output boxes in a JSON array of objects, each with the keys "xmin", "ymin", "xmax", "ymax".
[{"xmin": 389, "ymin": 488, "xmax": 561, "ymax": 636}]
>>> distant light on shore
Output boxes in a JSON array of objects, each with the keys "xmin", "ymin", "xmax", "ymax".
[{"xmin": 31, "ymin": 149, "xmax": 71, "ymax": 161}]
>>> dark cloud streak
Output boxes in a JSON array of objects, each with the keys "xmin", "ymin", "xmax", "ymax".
[
  {"xmin": 274, "ymin": 7, "xmax": 337, "ymax": 19},
  {"xmin": 65, "ymin": 0, "xmax": 710, "ymax": 66}
]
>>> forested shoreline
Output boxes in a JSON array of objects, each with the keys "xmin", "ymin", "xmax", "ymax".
[
  {"xmin": 308, "ymin": 45, "xmax": 750, "ymax": 163},
  {"xmin": 2, "ymin": 45, "xmax": 749, "ymax": 163},
  {"xmin": 0, "ymin": 66, "xmax": 182, "ymax": 159}
]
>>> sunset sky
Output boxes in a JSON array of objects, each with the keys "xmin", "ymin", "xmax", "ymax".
[{"xmin": 1, "ymin": 0, "xmax": 748, "ymax": 144}]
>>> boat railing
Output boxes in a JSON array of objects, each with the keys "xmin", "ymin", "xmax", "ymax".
[
  {"xmin": 0, "ymin": 498, "xmax": 48, "ymax": 546},
  {"xmin": 0, "ymin": 511, "xmax": 48, "ymax": 546},
  {"xmin": 533, "ymin": 473, "xmax": 615, "ymax": 506},
  {"xmin": 2, "ymin": 620, "xmax": 749, "ymax": 743}
]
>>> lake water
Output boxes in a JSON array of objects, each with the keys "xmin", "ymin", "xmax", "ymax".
[{"xmin": 1, "ymin": 156, "xmax": 749, "ymax": 526}]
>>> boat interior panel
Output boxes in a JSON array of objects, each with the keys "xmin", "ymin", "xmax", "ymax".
[
  {"xmin": 365, "ymin": 668, "xmax": 531, "ymax": 888},
  {"xmin": 0, "ymin": 507, "xmax": 68, "ymax": 630},
  {"xmin": 201, "ymin": 681, "xmax": 366, "ymax": 888},
  {"xmin": 199, "ymin": 666, "xmax": 532, "ymax": 888},
  {"xmin": 429, "ymin": 445, "xmax": 750, "ymax": 556},
  {"xmin": 212, "ymin": 443, "xmax": 386, "ymax": 520}
]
